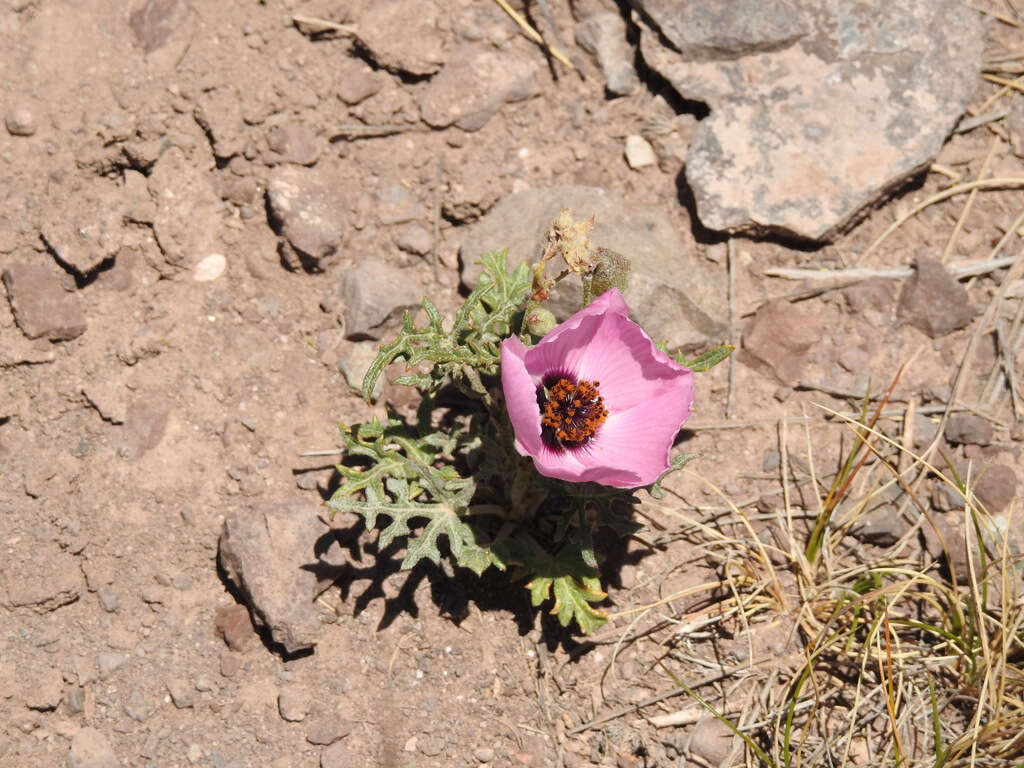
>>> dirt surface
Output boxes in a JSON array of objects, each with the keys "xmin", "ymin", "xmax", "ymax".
[{"xmin": 2, "ymin": 1, "xmax": 1024, "ymax": 767}]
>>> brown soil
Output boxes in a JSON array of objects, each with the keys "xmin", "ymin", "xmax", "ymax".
[{"xmin": 2, "ymin": 2, "xmax": 1023, "ymax": 767}]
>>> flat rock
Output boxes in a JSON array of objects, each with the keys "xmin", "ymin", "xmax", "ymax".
[
  {"xmin": 214, "ymin": 603, "xmax": 258, "ymax": 652},
  {"xmin": 944, "ymin": 413, "xmax": 993, "ymax": 446},
  {"xmin": 68, "ymin": 727, "xmax": 119, "ymax": 768},
  {"xmin": 218, "ymin": 501, "xmax": 332, "ymax": 653},
  {"xmin": 575, "ymin": 12, "xmax": 640, "ymax": 96},
  {"xmin": 975, "ymin": 463, "xmax": 1018, "ymax": 514},
  {"xmin": 740, "ymin": 299, "xmax": 819, "ymax": 385},
  {"xmin": 40, "ymin": 194, "xmax": 123, "ymax": 276},
  {"xmin": 2, "ymin": 263, "xmax": 87, "ymax": 341},
  {"xmin": 899, "ymin": 256, "xmax": 974, "ymax": 338},
  {"xmin": 419, "ymin": 44, "xmax": 540, "ymax": 132},
  {"xmin": 340, "ymin": 258, "xmax": 422, "ymax": 340},
  {"xmin": 1, "ymin": 545, "xmax": 80, "ymax": 614},
  {"xmin": 129, "ymin": 0, "xmax": 192, "ymax": 53},
  {"xmin": 357, "ymin": 0, "xmax": 445, "ymax": 76},
  {"xmin": 459, "ymin": 185, "xmax": 727, "ymax": 351},
  {"xmin": 120, "ymin": 397, "xmax": 170, "ymax": 460},
  {"xmin": 267, "ymin": 165, "xmax": 349, "ymax": 270},
  {"xmin": 635, "ymin": 0, "xmax": 984, "ymax": 240},
  {"xmin": 194, "ymin": 88, "xmax": 248, "ymax": 160},
  {"xmin": 148, "ymin": 147, "xmax": 221, "ymax": 268},
  {"xmin": 264, "ymin": 120, "xmax": 322, "ymax": 167}
]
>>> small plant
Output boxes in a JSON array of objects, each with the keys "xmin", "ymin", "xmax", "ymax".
[{"xmin": 327, "ymin": 210, "xmax": 731, "ymax": 633}]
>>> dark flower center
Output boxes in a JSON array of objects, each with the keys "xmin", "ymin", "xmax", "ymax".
[{"xmin": 539, "ymin": 377, "xmax": 608, "ymax": 449}]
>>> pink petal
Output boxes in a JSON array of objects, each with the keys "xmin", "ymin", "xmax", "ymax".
[{"xmin": 500, "ymin": 335, "xmax": 544, "ymax": 457}]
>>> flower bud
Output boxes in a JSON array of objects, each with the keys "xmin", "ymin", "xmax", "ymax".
[
  {"xmin": 590, "ymin": 248, "xmax": 630, "ymax": 296},
  {"xmin": 524, "ymin": 306, "xmax": 557, "ymax": 337}
]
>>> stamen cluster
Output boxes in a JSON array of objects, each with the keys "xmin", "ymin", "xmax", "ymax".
[{"xmin": 540, "ymin": 377, "xmax": 607, "ymax": 448}]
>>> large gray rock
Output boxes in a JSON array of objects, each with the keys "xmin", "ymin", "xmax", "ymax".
[
  {"xmin": 634, "ymin": 0, "xmax": 984, "ymax": 241},
  {"xmin": 459, "ymin": 186, "xmax": 727, "ymax": 352},
  {"xmin": 218, "ymin": 501, "xmax": 334, "ymax": 653}
]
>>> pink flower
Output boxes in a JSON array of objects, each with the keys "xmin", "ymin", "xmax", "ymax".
[{"xmin": 500, "ymin": 289, "xmax": 695, "ymax": 489}]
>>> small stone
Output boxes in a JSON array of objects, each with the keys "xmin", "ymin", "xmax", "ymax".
[
  {"xmin": 624, "ymin": 134, "xmax": 656, "ymax": 169},
  {"xmin": 337, "ymin": 59, "xmax": 386, "ymax": 105},
  {"xmin": 357, "ymin": 0, "xmax": 445, "ymax": 75},
  {"xmin": 66, "ymin": 687, "xmax": 86, "ymax": 714},
  {"xmin": 2, "ymin": 545, "xmax": 81, "ymax": 613},
  {"xmin": 975, "ymin": 463, "xmax": 1018, "ymax": 514},
  {"xmin": 851, "ymin": 505, "xmax": 907, "ymax": 546},
  {"xmin": 392, "ymin": 223, "xmax": 433, "ymax": 256},
  {"xmin": 123, "ymin": 690, "xmax": 150, "ymax": 722},
  {"xmin": 944, "ymin": 413, "xmax": 993, "ymax": 446},
  {"xmin": 97, "ymin": 652, "xmax": 126, "ymax": 679},
  {"xmin": 82, "ymin": 382, "xmax": 128, "ymax": 425},
  {"xmin": 6, "ymin": 107, "xmax": 37, "ymax": 137},
  {"xmin": 376, "ymin": 186, "xmax": 427, "ymax": 226},
  {"xmin": 473, "ymin": 747, "xmax": 495, "ymax": 763},
  {"xmin": 68, "ymin": 727, "xmax": 119, "ymax": 768},
  {"xmin": 166, "ymin": 677, "xmax": 194, "ymax": 708},
  {"xmin": 341, "ymin": 258, "xmax": 422, "ymax": 340},
  {"xmin": 24, "ymin": 665, "xmax": 64, "ymax": 711},
  {"xmin": 193, "ymin": 253, "xmax": 227, "ymax": 282},
  {"xmin": 214, "ymin": 604, "xmax": 258, "ymax": 652},
  {"xmin": 120, "ymin": 398, "xmax": 170, "ymax": 461},
  {"xmin": 418, "ymin": 734, "xmax": 444, "ymax": 757},
  {"xmin": 2, "ymin": 263, "xmax": 87, "ymax": 341},
  {"xmin": 741, "ymin": 300, "xmax": 819, "ymax": 385},
  {"xmin": 278, "ymin": 687, "xmax": 310, "ymax": 722},
  {"xmin": 220, "ymin": 651, "xmax": 243, "ymax": 678},
  {"xmin": 320, "ymin": 740, "xmax": 347, "ymax": 768},
  {"xmin": 187, "ymin": 743, "xmax": 203, "ymax": 764},
  {"xmin": 305, "ymin": 717, "xmax": 352, "ymax": 746},
  {"xmin": 335, "ymin": 340, "xmax": 385, "ymax": 401},
  {"xmin": 129, "ymin": 0, "xmax": 191, "ymax": 53},
  {"xmin": 266, "ymin": 166, "xmax": 349, "ymax": 270},
  {"xmin": 97, "ymin": 586, "xmax": 121, "ymax": 613},
  {"xmin": 419, "ymin": 44, "xmax": 540, "ymax": 132},
  {"xmin": 264, "ymin": 121, "xmax": 321, "ymax": 167},
  {"xmin": 688, "ymin": 716, "xmax": 734, "ymax": 765},
  {"xmin": 899, "ymin": 256, "xmax": 974, "ymax": 338},
  {"xmin": 194, "ymin": 88, "xmax": 247, "ymax": 160},
  {"xmin": 575, "ymin": 12, "xmax": 640, "ymax": 96}
]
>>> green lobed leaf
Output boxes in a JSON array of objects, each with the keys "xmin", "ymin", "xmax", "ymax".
[{"xmin": 359, "ymin": 250, "xmax": 530, "ymax": 401}]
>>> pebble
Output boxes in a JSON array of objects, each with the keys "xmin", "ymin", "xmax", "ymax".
[
  {"xmin": 320, "ymin": 741, "xmax": 347, "ymax": 768},
  {"xmin": 575, "ymin": 12, "xmax": 640, "ymax": 96},
  {"xmin": 97, "ymin": 586, "xmax": 121, "ymax": 613},
  {"xmin": 392, "ymin": 223, "xmax": 433, "ymax": 256},
  {"xmin": 69, "ymin": 727, "xmax": 119, "ymax": 768},
  {"xmin": 741, "ymin": 299, "xmax": 819, "ymax": 385},
  {"xmin": 975, "ymin": 463, "xmax": 1018, "ymax": 514},
  {"xmin": 340, "ymin": 257, "xmax": 422, "ymax": 340},
  {"xmin": 899, "ymin": 256, "xmax": 974, "ymax": 338},
  {"xmin": 214, "ymin": 604, "xmax": 258, "ymax": 652},
  {"xmin": 624, "ymin": 134, "xmax": 656, "ymax": 169},
  {"xmin": 277, "ymin": 687, "xmax": 310, "ymax": 722},
  {"xmin": 194, "ymin": 253, "xmax": 227, "ymax": 282},
  {"xmin": 166, "ymin": 677, "xmax": 194, "ymax": 708},
  {"xmin": 944, "ymin": 413, "xmax": 993, "ymax": 446},
  {"xmin": 97, "ymin": 652, "xmax": 126, "ymax": 679},
  {"xmin": 123, "ymin": 690, "xmax": 150, "ymax": 722},
  {"xmin": 2, "ymin": 263, "xmax": 87, "ymax": 342},
  {"xmin": 5, "ymin": 106, "xmax": 37, "ymax": 136},
  {"xmin": 220, "ymin": 652, "xmax": 243, "ymax": 678},
  {"xmin": 305, "ymin": 717, "xmax": 351, "ymax": 745},
  {"xmin": 66, "ymin": 687, "xmax": 86, "ymax": 714},
  {"xmin": 473, "ymin": 746, "xmax": 495, "ymax": 763},
  {"xmin": 25, "ymin": 665, "xmax": 64, "ymax": 710}
]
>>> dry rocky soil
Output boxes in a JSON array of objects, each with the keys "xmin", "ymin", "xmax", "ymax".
[{"xmin": 2, "ymin": 1, "xmax": 1024, "ymax": 767}]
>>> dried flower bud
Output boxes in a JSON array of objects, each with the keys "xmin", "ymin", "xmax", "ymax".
[{"xmin": 590, "ymin": 248, "xmax": 630, "ymax": 296}]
